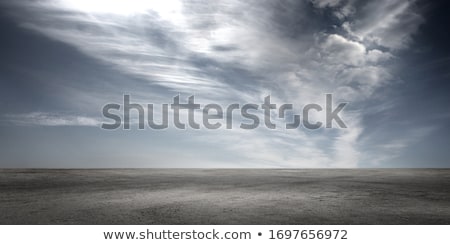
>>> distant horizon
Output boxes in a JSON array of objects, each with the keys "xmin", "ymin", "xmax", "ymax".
[{"xmin": 1, "ymin": 167, "xmax": 449, "ymax": 170}]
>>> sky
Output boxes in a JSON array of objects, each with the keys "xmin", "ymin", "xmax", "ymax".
[{"xmin": 0, "ymin": 0, "xmax": 449, "ymax": 168}]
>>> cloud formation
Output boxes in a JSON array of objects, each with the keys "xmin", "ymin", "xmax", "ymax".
[
  {"xmin": 5, "ymin": 112, "xmax": 102, "ymax": 126},
  {"xmin": 0, "ymin": 0, "xmax": 431, "ymax": 167}
]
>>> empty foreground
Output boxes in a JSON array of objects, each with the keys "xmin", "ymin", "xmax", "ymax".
[{"xmin": 0, "ymin": 169, "xmax": 449, "ymax": 224}]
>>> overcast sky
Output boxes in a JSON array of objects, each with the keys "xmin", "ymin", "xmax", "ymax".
[{"xmin": 0, "ymin": 0, "xmax": 449, "ymax": 168}]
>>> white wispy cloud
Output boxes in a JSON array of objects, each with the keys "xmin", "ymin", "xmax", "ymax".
[
  {"xmin": 1, "ymin": 0, "xmax": 427, "ymax": 167},
  {"xmin": 6, "ymin": 112, "xmax": 102, "ymax": 126}
]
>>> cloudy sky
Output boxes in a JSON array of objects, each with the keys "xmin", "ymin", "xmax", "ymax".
[{"xmin": 0, "ymin": 0, "xmax": 449, "ymax": 168}]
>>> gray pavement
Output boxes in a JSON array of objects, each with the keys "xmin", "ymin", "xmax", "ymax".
[{"xmin": 0, "ymin": 169, "xmax": 449, "ymax": 224}]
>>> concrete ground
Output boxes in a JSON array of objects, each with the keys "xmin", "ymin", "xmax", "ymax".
[{"xmin": 0, "ymin": 169, "xmax": 449, "ymax": 224}]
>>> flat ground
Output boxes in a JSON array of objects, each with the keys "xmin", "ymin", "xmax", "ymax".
[{"xmin": 0, "ymin": 169, "xmax": 449, "ymax": 224}]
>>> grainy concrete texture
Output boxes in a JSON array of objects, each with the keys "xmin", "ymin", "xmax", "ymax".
[{"xmin": 0, "ymin": 169, "xmax": 449, "ymax": 224}]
